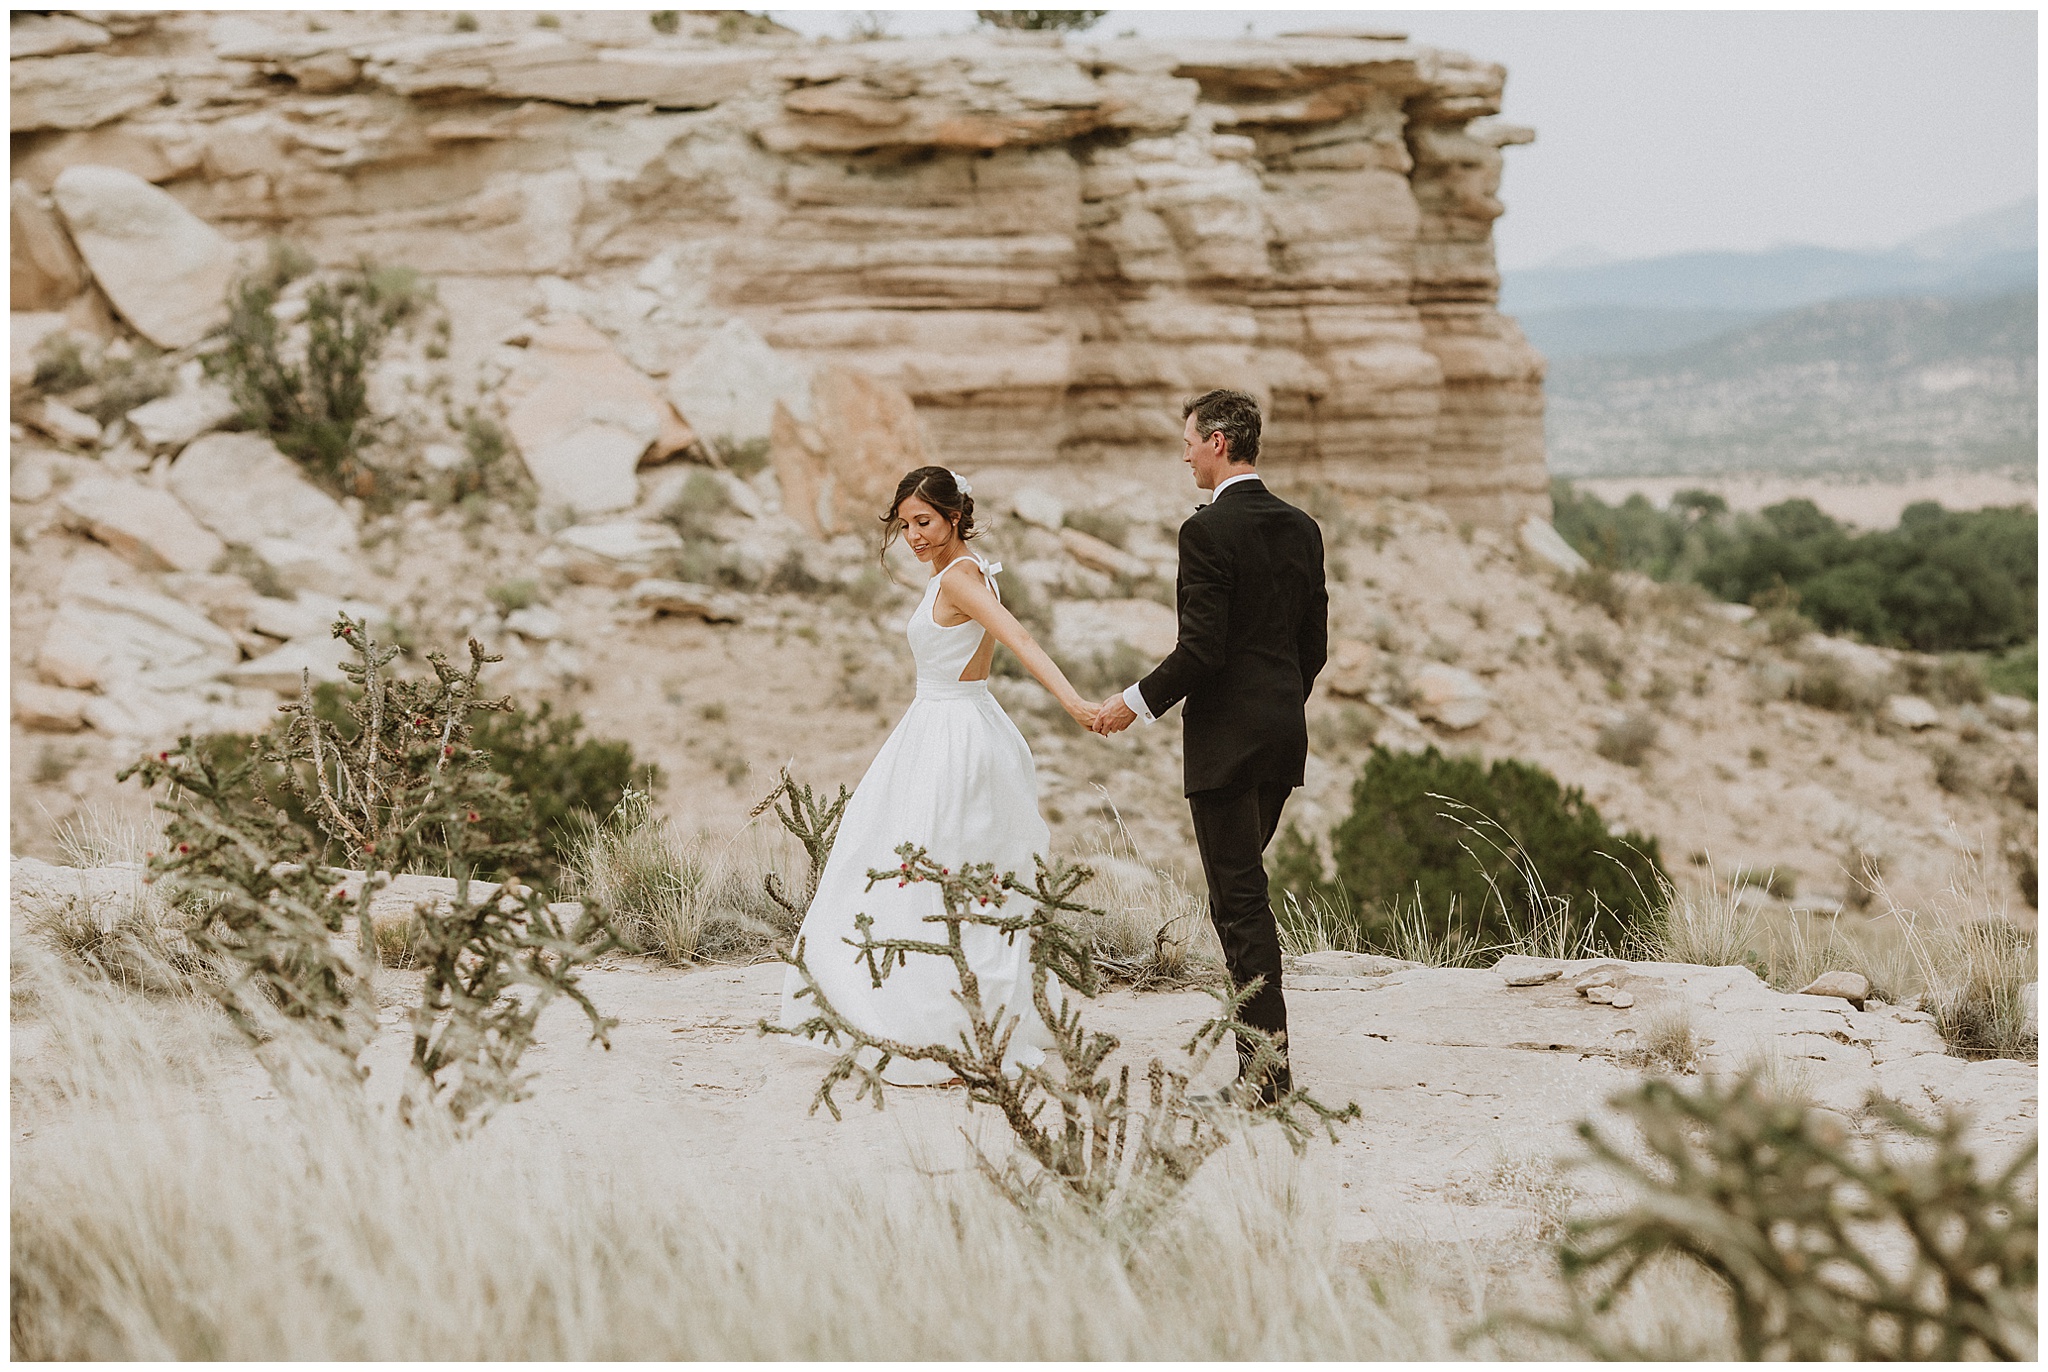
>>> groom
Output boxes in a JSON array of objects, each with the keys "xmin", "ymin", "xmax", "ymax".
[{"xmin": 1092, "ymin": 389, "xmax": 1328, "ymax": 1103}]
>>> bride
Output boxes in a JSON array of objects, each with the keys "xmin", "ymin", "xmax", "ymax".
[{"xmin": 776, "ymin": 465, "xmax": 1099, "ymax": 1084}]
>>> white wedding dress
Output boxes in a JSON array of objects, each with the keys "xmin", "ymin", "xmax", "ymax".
[{"xmin": 776, "ymin": 552, "xmax": 1058, "ymax": 1084}]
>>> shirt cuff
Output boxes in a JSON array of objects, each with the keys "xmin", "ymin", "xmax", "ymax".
[{"xmin": 1121, "ymin": 682, "xmax": 1155, "ymax": 724}]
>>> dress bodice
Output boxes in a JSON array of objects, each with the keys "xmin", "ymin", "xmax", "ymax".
[{"xmin": 906, "ymin": 553, "xmax": 1001, "ymax": 687}]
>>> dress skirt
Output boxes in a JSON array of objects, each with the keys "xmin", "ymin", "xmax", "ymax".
[{"xmin": 777, "ymin": 679, "xmax": 1058, "ymax": 1085}]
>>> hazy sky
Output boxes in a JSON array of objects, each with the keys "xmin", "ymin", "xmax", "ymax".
[{"xmin": 765, "ymin": 7, "xmax": 2038, "ymax": 269}]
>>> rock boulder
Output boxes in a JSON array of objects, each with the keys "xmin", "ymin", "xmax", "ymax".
[
  {"xmin": 13, "ymin": 681, "xmax": 93, "ymax": 732},
  {"xmin": 626, "ymin": 578, "xmax": 743, "ymax": 623},
  {"xmin": 1410, "ymin": 662, "xmax": 1491, "ymax": 731},
  {"xmin": 57, "ymin": 474, "xmax": 225, "ymax": 572},
  {"xmin": 124, "ymin": 381, "xmax": 238, "ymax": 451},
  {"xmin": 1060, "ymin": 527, "xmax": 1148, "ymax": 580},
  {"xmin": 1324, "ymin": 640, "xmax": 1375, "ymax": 700},
  {"xmin": 51, "ymin": 164, "xmax": 242, "ymax": 349},
  {"xmin": 1518, "ymin": 515, "xmax": 1588, "ymax": 575},
  {"xmin": 35, "ymin": 580, "xmax": 241, "ymax": 694},
  {"xmin": 1883, "ymin": 694, "xmax": 1941, "ymax": 731},
  {"xmin": 768, "ymin": 367, "xmax": 928, "ymax": 538},
  {"xmin": 500, "ymin": 316, "xmax": 696, "ymax": 517},
  {"xmin": 226, "ymin": 634, "xmax": 355, "ymax": 694},
  {"xmin": 1797, "ymin": 969, "xmax": 1871, "ymax": 1011},
  {"xmin": 10, "ymin": 180, "xmax": 89, "ymax": 311},
  {"xmin": 167, "ymin": 433, "xmax": 360, "ymax": 589},
  {"xmin": 540, "ymin": 521, "xmax": 684, "ymax": 587},
  {"xmin": 667, "ymin": 318, "xmax": 814, "ymax": 450}
]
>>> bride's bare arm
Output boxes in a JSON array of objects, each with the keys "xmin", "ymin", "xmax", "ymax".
[{"xmin": 939, "ymin": 566, "xmax": 1097, "ymax": 728}]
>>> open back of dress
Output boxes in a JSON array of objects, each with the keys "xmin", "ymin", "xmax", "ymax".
[{"xmin": 776, "ymin": 550, "xmax": 1055, "ymax": 1084}]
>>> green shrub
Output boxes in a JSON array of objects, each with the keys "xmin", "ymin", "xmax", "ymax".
[
  {"xmin": 208, "ymin": 256, "xmax": 426, "ymax": 500},
  {"xmin": 195, "ymin": 682, "xmax": 651, "ymax": 893},
  {"xmin": 425, "ymin": 408, "xmax": 527, "ymax": 511},
  {"xmin": 1985, "ymin": 641, "xmax": 2036, "ymax": 701},
  {"xmin": 30, "ymin": 332, "xmax": 93, "ymax": 393},
  {"xmin": 470, "ymin": 701, "xmax": 658, "ymax": 886},
  {"xmin": 1295, "ymin": 746, "xmax": 1669, "ymax": 953},
  {"xmin": 1594, "ymin": 713, "xmax": 1658, "ymax": 767},
  {"xmin": 1554, "ymin": 480, "xmax": 2036, "ymax": 654},
  {"xmin": 1064, "ymin": 507, "xmax": 1131, "ymax": 549},
  {"xmin": 29, "ymin": 335, "xmax": 173, "ymax": 425},
  {"xmin": 975, "ymin": 9, "xmax": 1107, "ymax": 30}
]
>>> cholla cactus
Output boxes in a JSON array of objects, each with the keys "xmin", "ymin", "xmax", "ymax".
[
  {"xmin": 768, "ymin": 842, "xmax": 1357, "ymax": 1232},
  {"xmin": 1542, "ymin": 1072, "xmax": 2037, "ymax": 1360},
  {"xmin": 401, "ymin": 875, "xmax": 619, "ymax": 1130},
  {"xmin": 125, "ymin": 616, "xmax": 618, "ymax": 1128},
  {"xmin": 118, "ymin": 739, "xmax": 372, "ymax": 1071},
  {"xmin": 271, "ymin": 614, "xmax": 538, "ymax": 954},
  {"xmin": 749, "ymin": 765, "xmax": 849, "ymax": 917}
]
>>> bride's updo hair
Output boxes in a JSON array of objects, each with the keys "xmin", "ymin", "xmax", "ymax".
[{"xmin": 880, "ymin": 465, "xmax": 977, "ymax": 560}]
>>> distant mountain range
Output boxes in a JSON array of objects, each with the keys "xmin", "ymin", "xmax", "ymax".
[
  {"xmin": 1542, "ymin": 289, "xmax": 2037, "ymax": 479},
  {"xmin": 1510, "ymin": 198, "xmax": 2036, "ymax": 359},
  {"xmin": 1514, "ymin": 199, "xmax": 2037, "ymax": 479}
]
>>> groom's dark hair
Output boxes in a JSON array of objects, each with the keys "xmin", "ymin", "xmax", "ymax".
[{"xmin": 1183, "ymin": 388, "xmax": 1261, "ymax": 465}]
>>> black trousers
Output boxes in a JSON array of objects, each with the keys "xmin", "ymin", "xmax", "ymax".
[{"xmin": 1187, "ymin": 776, "xmax": 1295, "ymax": 1082}]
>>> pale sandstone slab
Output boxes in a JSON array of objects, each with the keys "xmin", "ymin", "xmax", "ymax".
[
  {"xmin": 160, "ymin": 571, "xmax": 260, "ymax": 633},
  {"xmin": 13, "ymin": 681, "xmax": 93, "ymax": 732},
  {"xmin": 1060, "ymin": 527, "xmax": 1148, "ymax": 580},
  {"xmin": 35, "ymin": 580, "xmax": 241, "ymax": 694},
  {"xmin": 10, "ymin": 181, "xmax": 89, "ymax": 311},
  {"xmin": 11, "ymin": 14, "xmax": 112, "ymax": 59},
  {"xmin": 1884, "ymin": 694, "xmax": 1941, "ymax": 731},
  {"xmin": 362, "ymin": 34, "xmax": 760, "ymax": 109},
  {"xmin": 167, "ymin": 433, "xmax": 360, "ymax": 589},
  {"xmin": 10, "ymin": 54, "xmax": 163, "ymax": 133},
  {"xmin": 1410, "ymin": 662, "xmax": 1490, "ymax": 730},
  {"xmin": 51, "ymin": 164, "xmax": 241, "ymax": 348},
  {"xmin": 124, "ymin": 382, "xmax": 238, "ymax": 451},
  {"xmin": 501, "ymin": 316, "xmax": 696, "ymax": 517},
  {"xmin": 24, "ymin": 398, "xmax": 101, "ymax": 448},
  {"xmin": 667, "ymin": 318, "xmax": 814, "ymax": 449},
  {"xmin": 58, "ymin": 475, "xmax": 225, "ymax": 573},
  {"xmin": 82, "ymin": 685, "xmax": 277, "ymax": 743},
  {"xmin": 225, "ymin": 634, "xmax": 355, "ymax": 694},
  {"xmin": 540, "ymin": 521, "xmax": 683, "ymax": 587}
]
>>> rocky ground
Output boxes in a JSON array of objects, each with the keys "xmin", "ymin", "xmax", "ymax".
[
  {"xmin": 13, "ymin": 430, "xmax": 2038, "ymax": 941},
  {"xmin": 9, "ymin": 852, "xmax": 2037, "ymax": 1254}
]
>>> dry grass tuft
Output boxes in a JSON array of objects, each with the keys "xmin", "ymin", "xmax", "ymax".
[
  {"xmin": 1640, "ymin": 875, "xmax": 1763, "ymax": 971},
  {"xmin": 566, "ymin": 789, "xmax": 798, "ymax": 964},
  {"xmin": 9, "ymin": 954, "xmax": 1767, "ymax": 1360},
  {"xmin": 1865, "ymin": 848, "xmax": 2038, "ymax": 1060},
  {"xmin": 1630, "ymin": 1005, "xmax": 1703, "ymax": 1075},
  {"xmin": 1067, "ymin": 801, "xmax": 1224, "ymax": 988}
]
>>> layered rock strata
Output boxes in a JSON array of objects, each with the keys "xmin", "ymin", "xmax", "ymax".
[{"xmin": 11, "ymin": 12, "xmax": 1547, "ymax": 523}]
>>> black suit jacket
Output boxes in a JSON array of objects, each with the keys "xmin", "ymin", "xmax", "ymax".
[{"xmin": 1137, "ymin": 478, "xmax": 1328, "ymax": 797}]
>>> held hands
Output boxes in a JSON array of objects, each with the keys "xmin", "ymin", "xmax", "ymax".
[
  {"xmin": 1063, "ymin": 695, "xmax": 1100, "ymax": 731},
  {"xmin": 1091, "ymin": 695, "xmax": 1137, "ymax": 736}
]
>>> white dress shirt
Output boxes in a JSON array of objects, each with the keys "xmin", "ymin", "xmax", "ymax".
[{"xmin": 1119, "ymin": 471, "xmax": 1262, "ymax": 723}]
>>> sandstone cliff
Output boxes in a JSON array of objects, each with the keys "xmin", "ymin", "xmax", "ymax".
[{"xmin": 11, "ymin": 11, "xmax": 1546, "ymax": 522}]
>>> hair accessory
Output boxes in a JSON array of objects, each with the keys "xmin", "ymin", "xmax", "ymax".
[{"xmin": 949, "ymin": 470, "xmax": 972, "ymax": 497}]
